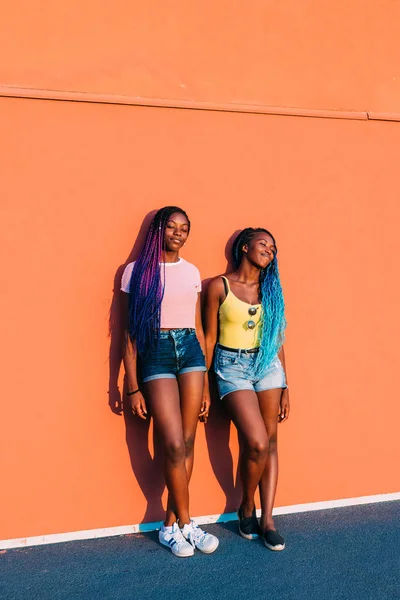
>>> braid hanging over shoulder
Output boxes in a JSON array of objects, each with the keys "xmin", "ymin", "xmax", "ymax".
[
  {"xmin": 232, "ymin": 228, "xmax": 286, "ymax": 377},
  {"xmin": 127, "ymin": 206, "xmax": 190, "ymax": 355}
]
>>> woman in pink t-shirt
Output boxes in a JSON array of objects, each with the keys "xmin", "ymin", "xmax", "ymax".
[{"xmin": 121, "ymin": 206, "xmax": 219, "ymax": 557}]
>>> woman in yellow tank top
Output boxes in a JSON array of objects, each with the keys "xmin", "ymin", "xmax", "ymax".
[{"xmin": 204, "ymin": 227, "xmax": 290, "ymax": 551}]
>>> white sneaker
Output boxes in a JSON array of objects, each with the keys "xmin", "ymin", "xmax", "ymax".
[
  {"xmin": 181, "ymin": 520, "xmax": 219, "ymax": 554},
  {"xmin": 159, "ymin": 522, "xmax": 194, "ymax": 557}
]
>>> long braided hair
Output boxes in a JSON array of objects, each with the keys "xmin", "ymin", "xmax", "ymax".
[
  {"xmin": 128, "ymin": 206, "xmax": 190, "ymax": 355},
  {"xmin": 232, "ymin": 228, "xmax": 286, "ymax": 376}
]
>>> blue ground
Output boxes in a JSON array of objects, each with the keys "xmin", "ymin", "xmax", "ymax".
[{"xmin": 1, "ymin": 502, "xmax": 399, "ymax": 600}]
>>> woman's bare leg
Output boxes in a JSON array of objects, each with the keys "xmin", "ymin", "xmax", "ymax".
[
  {"xmin": 224, "ymin": 390, "xmax": 268, "ymax": 518},
  {"xmin": 164, "ymin": 371, "xmax": 204, "ymax": 524},
  {"xmin": 144, "ymin": 378, "xmax": 190, "ymax": 526},
  {"xmin": 257, "ymin": 388, "xmax": 282, "ymax": 531}
]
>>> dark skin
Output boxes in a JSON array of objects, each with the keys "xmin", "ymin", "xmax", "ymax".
[
  {"xmin": 122, "ymin": 212, "xmax": 210, "ymax": 526},
  {"xmin": 204, "ymin": 232, "xmax": 290, "ymax": 532}
]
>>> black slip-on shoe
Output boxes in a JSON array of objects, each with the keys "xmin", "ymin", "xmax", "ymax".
[
  {"xmin": 237, "ymin": 506, "xmax": 261, "ymax": 540},
  {"xmin": 263, "ymin": 529, "xmax": 285, "ymax": 551}
]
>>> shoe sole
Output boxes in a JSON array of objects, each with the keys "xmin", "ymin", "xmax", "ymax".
[
  {"xmin": 159, "ymin": 537, "xmax": 194, "ymax": 557},
  {"xmin": 238, "ymin": 510, "xmax": 260, "ymax": 540},
  {"xmin": 195, "ymin": 539, "xmax": 220, "ymax": 554},
  {"xmin": 238, "ymin": 527, "xmax": 260, "ymax": 540},
  {"xmin": 264, "ymin": 540, "xmax": 285, "ymax": 551}
]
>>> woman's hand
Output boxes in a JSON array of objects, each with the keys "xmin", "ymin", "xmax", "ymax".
[
  {"xmin": 128, "ymin": 390, "xmax": 147, "ymax": 420},
  {"xmin": 108, "ymin": 386, "xmax": 123, "ymax": 416},
  {"xmin": 199, "ymin": 389, "xmax": 211, "ymax": 423},
  {"xmin": 278, "ymin": 388, "xmax": 290, "ymax": 423}
]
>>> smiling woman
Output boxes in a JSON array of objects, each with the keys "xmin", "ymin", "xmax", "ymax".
[
  {"xmin": 204, "ymin": 227, "xmax": 289, "ymax": 551},
  {"xmin": 120, "ymin": 206, "xmax": 219, "ymax": 558}
]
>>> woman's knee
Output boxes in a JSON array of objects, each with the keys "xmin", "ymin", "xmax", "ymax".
[
  {"xmin": 246, "ymin": 434, "xmax": 269, "ymax": 460},
  {"xmin": 164, "ymin": 438, "xmax": 186, "ymax": 465},
  {"xmin": 267, "ymin": 433, "xmax": 278, "ymax": 455},
  {"xmin": 184, "ymin": 435, "xmax": 195, "ymax": 458}
]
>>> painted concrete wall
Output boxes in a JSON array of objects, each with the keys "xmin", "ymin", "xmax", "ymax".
[
  {"xmin": 1, "ymin": 1, "xmax": 399, "ymax": 541},
  {"xmin": 1, "ymin": 1, "xmax": 400, "ymax": 111}
]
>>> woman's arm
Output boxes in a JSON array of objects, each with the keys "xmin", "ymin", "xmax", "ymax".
[
  {"xmin": 123, "ymin": 333, "xmax": 140, "ymax": 392},
  {"xmin": 121, "ymin": 292, "xmax": 147, "ymax": 419},
  {"xmin": 195, "ymin": 294, "xmax": 210, "ymax": 422},
  {"xmin": 278, "ymin": 346, "xmax": 288, "ymax": 385},
  {"xmin": 278, "ymin": 345, "xmax": 290, "ymax": 423},
  {"xmin": 203, "ymin": 277, "xmax": 224, "ymax": 370}
]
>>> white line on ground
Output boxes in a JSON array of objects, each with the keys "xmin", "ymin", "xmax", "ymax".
[{"xmin": 1, "ymin": 492, "xmax": 399, "ymax": 550}]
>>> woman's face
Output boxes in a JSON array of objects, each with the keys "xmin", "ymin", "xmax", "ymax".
[
  {"xmin": 164, "ymin": 212, "xmax": 190, "ymax": 252},
  {"xmin": 243, "ymin": 232, "xmax": 276, "ymax": 269}
]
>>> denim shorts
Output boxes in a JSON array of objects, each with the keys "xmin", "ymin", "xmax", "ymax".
[
  {"xmin": 139, "ymin": 328, "xmax": 207, "ymax": 383},
  {"xmin": 214, "ymin": 344, "xmax": 287, "ymax": 399}
]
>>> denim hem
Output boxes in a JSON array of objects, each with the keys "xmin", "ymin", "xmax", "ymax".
[
  {"xmin": 142, "ymin": 373, "xmax": 177, "ymax": 383},
  {"xmin": 219, "ymin": 385, "xmax": 253, "ymax": 400},
  {"xmin": 220, "ymin": 383, "xmax": 287, "ymax": 399},
  {"xmin": 254, "ymin": 384, "xmax": 288, "ymax": 393},
  {"xmin": 179, "ymin": 366, "xmax": 207, "ymax": 375}
]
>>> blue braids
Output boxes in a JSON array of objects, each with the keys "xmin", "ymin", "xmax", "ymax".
[{"xmin": 232, "ymin": 228, "xmax": 286, "ymax": 375}]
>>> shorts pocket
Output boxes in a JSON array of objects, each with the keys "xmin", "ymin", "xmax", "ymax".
[
  {"xmin": 266, "ymin": 357, "xmax": 282, "ymax": 374},
  {"xmin": 217, "ymin": 350, "xmax": 238, "ymax": 367},
  {"xmin": 180, "ymin": 334, "xmax": 206, "ymax": 367}
]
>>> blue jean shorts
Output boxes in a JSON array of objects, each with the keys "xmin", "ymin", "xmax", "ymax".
[
  {"xmin": 139, "ymin": 328, "xmax": 207, "ymax": 383},
  {"xmin": 214, "ymin": 344, "xmax": 287, "ymax": 399}
]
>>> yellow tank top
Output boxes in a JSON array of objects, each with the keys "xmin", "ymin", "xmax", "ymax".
[{"xmin": 218, "ymin": 277, "xmax": 262, "ymax": 349}]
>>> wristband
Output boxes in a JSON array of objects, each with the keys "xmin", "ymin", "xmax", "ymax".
[{"xmin": 127, "ymin": 389, "xmax": 140, "ymax": 396}]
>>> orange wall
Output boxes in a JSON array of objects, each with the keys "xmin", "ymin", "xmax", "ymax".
[
  {"xmin": 1, "ymin": 1, "xmax": 400, "ymax": 112},
  {"xmin": 1, "ymin": 96, "xmax": 399, "ymax": 540},
  {"xmin": 1, "ymin": 1, "xmax": 400, "ymax": 542}
]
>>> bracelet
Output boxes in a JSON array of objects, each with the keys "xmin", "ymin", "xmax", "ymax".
[{"xmin": 127, "ymin": 389, "xmax": 140, "ymax": 396}]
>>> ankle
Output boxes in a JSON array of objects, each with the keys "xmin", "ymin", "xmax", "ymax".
[
  {"xmin": 240, "ymin": 501, "xmax": 255, "ymax": 519},
  {"xmin": 164, "ymin": 519, "xmax": 175, "ymax": 528},
  {"xmin": 260, "ymin": 516, "xmax": 275, "ymax": 531}
]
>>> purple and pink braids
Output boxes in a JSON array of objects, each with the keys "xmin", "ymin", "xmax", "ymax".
[{"xmin": 127, "ymin": 206, "xmax": 190, "ymax": 355}]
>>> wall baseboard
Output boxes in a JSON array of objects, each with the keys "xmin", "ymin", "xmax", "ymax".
[
  {"xmin": 1, "ymin": 86, "xmax": 400, "ymax": 121},
  {"xmin": 1, "ymin": 492, "xmax": 399, "ymax": 550},
  {"xmin": 0, "ymin": 86, "xmax": 367, "ymax": 119}
]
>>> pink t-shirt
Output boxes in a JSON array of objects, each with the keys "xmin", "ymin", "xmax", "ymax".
[{"xmin": 121, "ymin": 258, "xmax": 201, "ymax": 328}]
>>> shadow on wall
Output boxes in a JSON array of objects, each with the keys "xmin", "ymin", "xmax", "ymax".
[
  {"xmin": 202, "ymin": 229, "xmax": 242, "ymax": 513},
  {"xmin": 108, "ymin": 210, "xmax": 165, "ymax": 523},
  {"xmin": 108, "ymin": 217, "xmax": 243, "ymax": 522}
]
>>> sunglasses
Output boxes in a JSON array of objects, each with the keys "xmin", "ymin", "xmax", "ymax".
[{"xmin": 247, "ymin": 306, "xmax": 259, "ymax": 330}]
